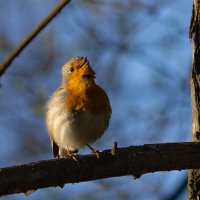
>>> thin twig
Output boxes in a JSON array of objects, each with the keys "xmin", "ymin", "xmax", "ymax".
[{"xmin": 0, "ymin": 0, "xmax": 71, "ymax": 77}]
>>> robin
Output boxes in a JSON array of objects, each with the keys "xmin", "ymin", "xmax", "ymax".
[{"xmin": 46, "ymin": 56, "xmax": 112, "ymax": 159}]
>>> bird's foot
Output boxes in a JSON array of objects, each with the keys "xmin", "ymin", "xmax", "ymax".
[
  {"xmin": 66, "ymin": 152, "xmax": 79, "ymax": 161},
  {"xmin": 59, "ymin": 149, "xmax": 79, "ymax": 161},
  {"xmin": 87, "ymin": 144, "xmax": 102, "ymax": 159},
  {"xmin": 91, "ymin": 149, "xmax": 102, "ymax": 159}
]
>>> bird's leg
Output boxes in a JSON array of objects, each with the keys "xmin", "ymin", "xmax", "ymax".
[{"xmin": 87, "ymin": 144, "xmax": 101, "ymax": 159}]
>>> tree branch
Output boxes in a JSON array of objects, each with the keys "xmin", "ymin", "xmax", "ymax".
[
  {"xmin": 188, "ymin": 0, "xmax": 200, "ymax": 199},
  {"xmin": 1, "ymin": 142, "xmax": 200, "ymax": 196},
  {"xmin": 0, "ymin": 0, "xmax": 71, "ymax": 77}
]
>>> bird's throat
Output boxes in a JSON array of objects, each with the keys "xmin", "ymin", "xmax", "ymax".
[{"xmin": 65, "ymin": 78, "xmax": 96, "ymax": 112}]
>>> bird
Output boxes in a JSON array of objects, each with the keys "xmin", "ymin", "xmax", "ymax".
[{"xmin": 46, "ymin": 56, "xmax": 112, "ymax": 159}]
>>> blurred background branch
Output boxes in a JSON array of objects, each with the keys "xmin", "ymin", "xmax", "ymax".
[{"xmin": 0, "ymin": 0, "xmax": 71, "ymax": 77}]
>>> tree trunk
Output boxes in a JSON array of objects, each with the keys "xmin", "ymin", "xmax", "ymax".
[{"xmin": 188, "ymin": 1, "xmax": 200, "ymax": 199}]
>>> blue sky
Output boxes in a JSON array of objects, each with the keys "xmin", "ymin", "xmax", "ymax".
[{"xmin": 0, "ymin": 0, "xmax": 193, "ymax": 199}]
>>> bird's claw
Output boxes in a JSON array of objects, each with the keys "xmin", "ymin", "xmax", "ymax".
[
  {"xmin": 67, "ymin": 153, "xmax": 79, "ymax": 161},
  {"xmin": 91, "ymin": 149, "xmax": 102, "ymax": 159},
  {"xmin": 59, "ymin": 152, "xmax": 79, "ymax": 161},
  {"xmin": 87, "ymin": 144, "xmax": 102, "ymax": 159}
]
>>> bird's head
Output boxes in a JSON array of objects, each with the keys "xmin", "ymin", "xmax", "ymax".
[{"xmin": 61, "ymin": 57, "xmax": 96, "ymax": 86}]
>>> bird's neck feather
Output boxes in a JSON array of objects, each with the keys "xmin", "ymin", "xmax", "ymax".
[
  {"xmin": 64, "ymin": 77, "xmax": 99, "ymax": 112},
  {"xmin": 65, "ymin": 76, "xmax": 95, "ymax": 93}
]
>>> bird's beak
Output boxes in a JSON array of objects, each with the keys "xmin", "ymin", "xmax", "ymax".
[
  {"xmin": 79, "ymin": 57, "xmax": 95, "ymax": 79},
  {"xmin": 78, "ymin": 57, "xmax": 89, "ymax": 68}
]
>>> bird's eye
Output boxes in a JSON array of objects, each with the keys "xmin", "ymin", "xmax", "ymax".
[{"xmin": 69, "ymin": 67, "xmax": 74, "ymax": 72}]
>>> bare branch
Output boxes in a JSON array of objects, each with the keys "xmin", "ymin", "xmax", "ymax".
[
  {"xmin": 1, "ymin": 142, "xmax": 200, "ymax": 196},
  {"xmin": 0, "ymin": 0, "xmax": 71, "ymax": 77}
]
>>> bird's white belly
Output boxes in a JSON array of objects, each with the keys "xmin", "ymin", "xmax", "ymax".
[{"xmin": 53, "ymin": 111, "xmax": 109, "ymax": 151}]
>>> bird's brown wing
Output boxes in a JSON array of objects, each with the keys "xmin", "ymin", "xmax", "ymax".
[{"xmin": 51, "ymin": 139, "xmax": 59, "ymax": 158}]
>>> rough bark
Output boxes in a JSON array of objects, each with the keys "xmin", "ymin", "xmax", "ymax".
[
  {"xmin": 1, "ymin": 142, "xmax": 200, "ymax": 197},
  {"xmin": 188, "ymin": 0, "xmax": 200, "ymax": 199}
]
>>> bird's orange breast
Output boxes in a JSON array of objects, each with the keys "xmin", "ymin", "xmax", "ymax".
[{"xmin": 65, "ymin": 79, "xmax": 111, "ymax": 114}]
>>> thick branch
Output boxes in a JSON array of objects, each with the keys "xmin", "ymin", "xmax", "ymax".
[
  {"xmin": 1, "ymin": 142, "xmax": 200, "ymax": 196},
  {"xmin": 0, "ymin": 0, "xmax": 71, "ymax": 77}
]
